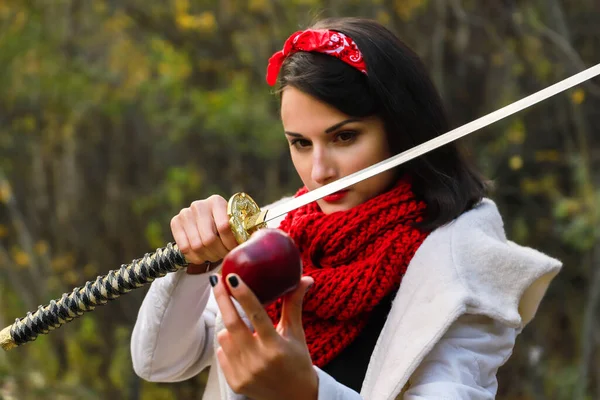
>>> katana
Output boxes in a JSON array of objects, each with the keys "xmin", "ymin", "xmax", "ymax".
[{"xmin": 1, "ymin": 63, "xmax": 599, "ymax": 351}]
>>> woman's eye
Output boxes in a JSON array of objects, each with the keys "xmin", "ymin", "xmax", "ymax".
[
  {"xmin": 291, "ymin": 139, "xmax": 311, "ymax": 149},
  {"xmin": 335, "ymin": 131, "xmax": 357, "ymax": 143}
]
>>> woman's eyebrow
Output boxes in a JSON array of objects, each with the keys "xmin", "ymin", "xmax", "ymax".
[
  {"xmin": 285, "ymin": 118, "xmax": 361, "ymax": 137},
  {"xmin": 325, "ymin": 118, "xmax": 360, "ymax": 133},
  {"xmin": 284, "ymin": 131, "xmax": 303, "ymax": 138}
]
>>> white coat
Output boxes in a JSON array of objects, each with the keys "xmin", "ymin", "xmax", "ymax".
[{"xmin": 130, "ymin": 198, "xmax": 562, "ymax": 399}]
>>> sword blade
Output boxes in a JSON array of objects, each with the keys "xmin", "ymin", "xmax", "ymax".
[{"xmin": 260, "ymin": 63, "xmax": 600, "ymax": 224}]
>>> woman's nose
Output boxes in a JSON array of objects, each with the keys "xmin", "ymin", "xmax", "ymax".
[{"xmin": 311, "ymin": 149, "xmax": 337, "ymax": 185}]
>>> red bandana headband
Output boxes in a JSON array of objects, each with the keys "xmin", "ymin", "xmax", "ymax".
[{"xmin": 266, "ymin": 29, "xmax": 367, "ymax": 86}]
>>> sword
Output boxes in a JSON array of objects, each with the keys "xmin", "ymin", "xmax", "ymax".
[
  {"xmin": 245, "ymin": 63, "xmax": 600, "ymax": 233},
  {"xmin": 2, "ymin": 63, "xmax": 599, "ymax": 351}
]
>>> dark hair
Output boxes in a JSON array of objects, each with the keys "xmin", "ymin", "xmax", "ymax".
[{"xmin": 276, "ymin": 17, "xmax": 489, "ymax": 231}]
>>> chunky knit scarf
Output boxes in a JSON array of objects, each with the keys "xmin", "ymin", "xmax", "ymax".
[{"xmin": 265, "ymin": 178, "xmax": 429, "ymax": 368}]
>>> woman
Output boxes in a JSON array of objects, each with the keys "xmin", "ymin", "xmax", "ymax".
[{"xmin": 130, "ymin": 18, "xmax": 562, "ymax": 399}]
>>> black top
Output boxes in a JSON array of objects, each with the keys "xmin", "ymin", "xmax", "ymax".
[{"xmin": 319, "ymin": 292, "xmax": 396, "ymax": 392}]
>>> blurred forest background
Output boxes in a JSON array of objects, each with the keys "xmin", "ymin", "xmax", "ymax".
[{"xmin": 0, "ymin": 0, "xmax": 599, "ymax": 399}]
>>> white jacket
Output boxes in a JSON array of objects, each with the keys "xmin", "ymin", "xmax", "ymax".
[{"xmin": 130, "ymin": 198, "xmax": 562, "ymax": 399}]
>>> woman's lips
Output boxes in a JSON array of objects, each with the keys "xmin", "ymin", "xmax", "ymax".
[{"xmin": 323, "ymin": 189, "xmax": 349, "ymax": 203}]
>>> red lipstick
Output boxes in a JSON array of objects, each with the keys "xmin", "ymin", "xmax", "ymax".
[{"xmin": 323, "ymin": 190, "xmax": 349, "ymax": 203}]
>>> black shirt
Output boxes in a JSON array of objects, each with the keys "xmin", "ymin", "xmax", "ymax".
[{"xmin": 319, "ymin": 292, "xmax": 396, "ymax": 392}]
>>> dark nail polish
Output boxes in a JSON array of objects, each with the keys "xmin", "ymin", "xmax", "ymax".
[
  {"xmin": 228, "ymin": 275, "xmax": 239, "ymax": 288},
  {"xmin": 209, "ymin": 275, "xmax": 218, "ymax": 287}
]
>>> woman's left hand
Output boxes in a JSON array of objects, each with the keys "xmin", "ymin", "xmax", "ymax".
[{"xmin": 211, "ymin": 273, "xmax": 317, "ymax": 400}]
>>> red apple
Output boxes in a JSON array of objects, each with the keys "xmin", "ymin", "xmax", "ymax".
[{"xmin": 221, "ymin": 228, "xmax": 302, "ymax": 305}]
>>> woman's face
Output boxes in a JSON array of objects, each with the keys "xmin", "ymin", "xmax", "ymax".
[{"xmin": 281, "ymin": 86, "xmax": 396, "ymax": 214}]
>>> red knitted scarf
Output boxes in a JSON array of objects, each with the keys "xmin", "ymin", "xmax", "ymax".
[{"xmin": 265, "ymin": 178, "xmax": 429, "ymax": 367}]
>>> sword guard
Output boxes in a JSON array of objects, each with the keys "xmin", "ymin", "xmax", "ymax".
[{"xmin": 227, "ymin": 193, "xmax": 267, "ymax": 244}]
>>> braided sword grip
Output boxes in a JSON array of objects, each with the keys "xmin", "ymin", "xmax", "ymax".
[
  {"xmin": 0, "ymin": 242, "xmax": 187, "ymax": 350},
  {"xmin": 0, "ymin": 191, "xmax": 265, "ymax": 351}
]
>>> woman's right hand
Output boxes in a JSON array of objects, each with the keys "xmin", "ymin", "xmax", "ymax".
[{"xmin": 170, "ymin": 195, "xmax": 239, "ymax": 265}]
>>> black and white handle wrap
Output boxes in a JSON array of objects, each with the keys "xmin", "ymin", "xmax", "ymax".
[
  {"xmin": 0, "ymin": 243, "xmax": 188, "ymax": 350},
  {"xmin": 0, "ymin": 191, "xmax": 266, "ymax": 351}
]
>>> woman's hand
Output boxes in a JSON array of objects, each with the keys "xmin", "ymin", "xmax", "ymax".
[
  {"xmin": 211, "ymin": 273, "xmax": 317, "ymax": 400},
  {"xmin": 170, "ymin": 195, "xmax": 239, "ymax": 264}
]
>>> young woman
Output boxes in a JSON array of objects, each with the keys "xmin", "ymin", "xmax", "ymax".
[{"xmin": 130, "ymin": 18, "xmax": 562, "ymax": 400}]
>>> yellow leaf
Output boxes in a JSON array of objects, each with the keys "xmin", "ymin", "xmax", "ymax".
[
  {"xmin": 195, "ymin": 12, "xmax": 217, "ymax": 32},
  {"xmin": 51, "ymin": 253, "xmax": 75, "ymax": 272},
  {"xmin": 176, "ymin": 12, "xmax": 216, "ymax": 33},
  {"xmin": 63, "ymin": 270, "xmax": 79, "ymax": 286},
  {"xmin": 83, "ymin": 263, "xmax": 97, "ymax": 277},
  {"xmin": 563, "ymin": 198, "xmax": 581, "ymax": 214},
  {"xmin": 377, "ymin": 11, "xmax": 391, "ymax": 25},
  {"xmin": 158, "ymin": 62, "xmax": 171, "ymax": 76},
  {"xmin": 0, "ymin": 224, "xmax": 7, "ymax": 238},
  {"xmin": 509, "ymin": 155, "xmax": 523, "ymax": 171},
  {"xmin": 11, "ymin": 11, "xmax": 27, "ymax": 32},
  {"xmin": 104, "ymin": 12, "xmax": 131, "ymax": 33},
  {"xmin": 0, "ymin": 180, "xmax": 12, "ymax": 204},
  {"xmin": 534, "ymin": 59, "xmax": 552, "ymax": 80},
  {"xmin": 534, "ymin": 150, "xmax": 561, "ymax": 162},
  {"xmin": 523, "ymin": 36, "xmax": 542, "ymax": 58},
  {"xmin": 507, "ymin": 120, "xmax": 525, "ymax": 144},
  {"xmin": 520, "ymin": 178, "xmax": 539, "ymax": 194},
  {"xmin": 176, "ymin": 14, "xmax": 195, "ymax": 29},
  {"xmin": 175, "ymin": 0, "xmax": 190, "ymax": 15},
  {"xmin": 571, "ymin": 89, "xmax": 585, "ymax": 105},
  {"xmin": 249, "ymin": 0, "xmax": 267, "ymax": 12},
  {"xmin": 394, "ymin": 0, "xmax": 426, "ymax": 20},
  {"xmin": 24, "ymin": 50, "xmax": 40, "ymax": 76},
  {"xmin": 35, "ymin": 240, "xmax": 49, "ymax": 255},
  {"xmin": 108, "ymin": 38, "xmax": 150, "ymax": 95},
  {"xmin": 12, "ymin": 249, "xmax": 30, "ymax": 268},
  {"xmin": 0, "ymin": 3, "xmax": 12, "ymax": 18},
  {"xmin": 93, "ymin": 2, "xmax": 107, "ymax": 13},
  {"xmin": 540, "ymin": 174, "xmax": 559, "ymax": 197},
  {"xmin": 491, "ymin": 53, "xmax": 505, "ymax": 66}
]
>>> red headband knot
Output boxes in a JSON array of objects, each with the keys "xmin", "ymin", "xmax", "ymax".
[{"xmin": 266, "ymin": 29, "xmax": 367, "ymax": 86}]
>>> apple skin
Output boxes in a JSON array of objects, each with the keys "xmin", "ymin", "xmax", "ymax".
[{"xmin": 221, "ymin": 229, "xmax": 303, "ymax": 305}]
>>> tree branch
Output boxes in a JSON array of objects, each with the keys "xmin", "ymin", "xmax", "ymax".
[
  {"xmin": 536, "ymin": 25, "xmax": 600, "ymax": 97},
  {"xmin": 0, "ymin": 243, "xmax": 37, "ymax": 311},
  {"xmin": 432, "ymin": 0, "xmax": 447, "ymax": 100},
  {"xmin": 0, "ymin": 170, "xmax": 49, "ymax": 297}
]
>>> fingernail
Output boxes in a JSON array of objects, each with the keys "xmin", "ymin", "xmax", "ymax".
[
  {"xmin": 227, "ymin": 275, "xmax": 239, "ymax": 288},
  {"xmin": 209, "ymin": 275, "xmax": 218, "ymax": 287},
  {"xmin": 306, "ymin": 283, "xmax": 314, "ymax": 294}
]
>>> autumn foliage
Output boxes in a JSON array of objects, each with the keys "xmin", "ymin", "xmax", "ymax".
[{"xmin": 0, "ymin": 1, "xmax": 599, "ymax": 399}]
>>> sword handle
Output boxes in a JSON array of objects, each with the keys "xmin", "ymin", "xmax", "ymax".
[
  {"xmin": 0, "ymin": 192, "xmax": 267, "ymax": 351},
  {"xmin": 0, "ymin": 242, "xmax": 187, "ymax": 351},
  {"xmin": 186, "ymin": 192, "xmax": 268, "ymax": 274},
  {"xmin": 227, "ymin": 192, "xmax": 268, "ymax": 244}
]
